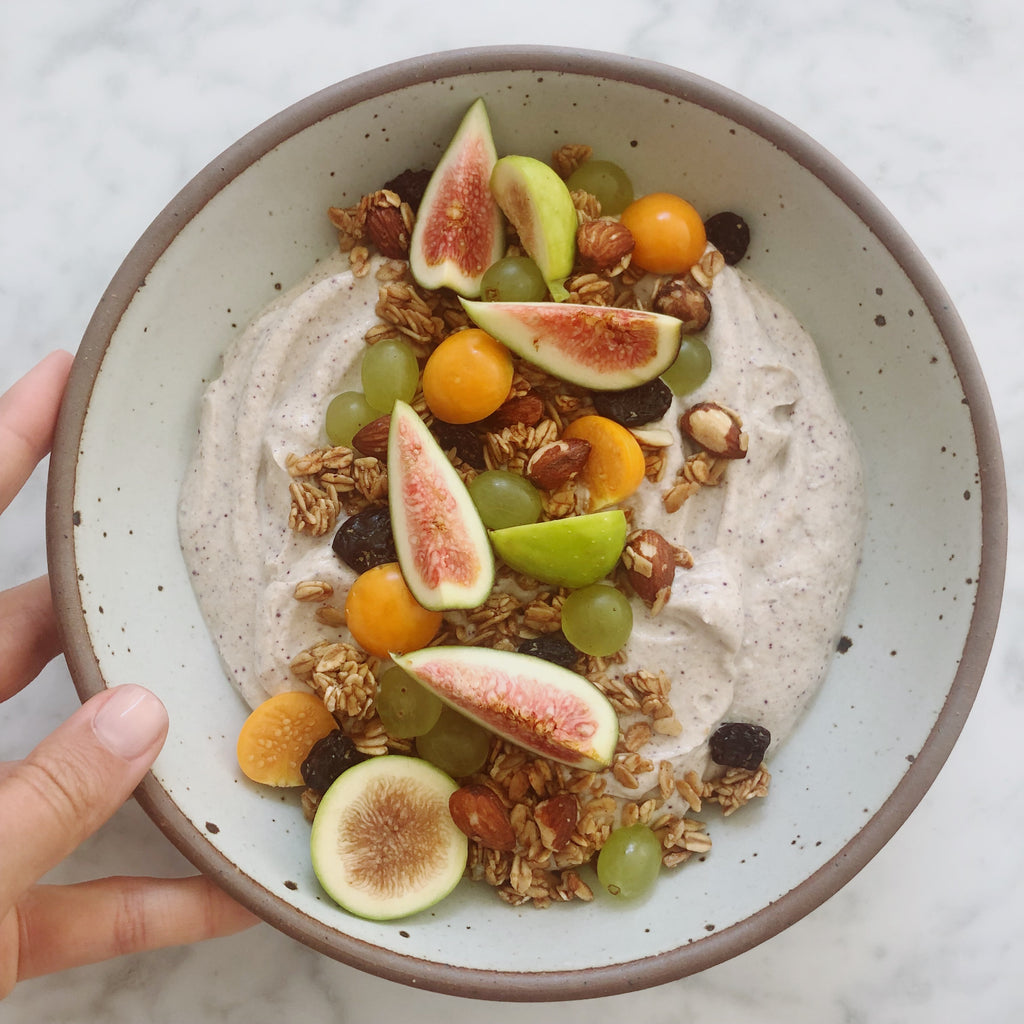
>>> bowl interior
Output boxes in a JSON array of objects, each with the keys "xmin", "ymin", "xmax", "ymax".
[{"xmin": 47, "ymin": 48, "xmax": 1005, "ymax": 1001}]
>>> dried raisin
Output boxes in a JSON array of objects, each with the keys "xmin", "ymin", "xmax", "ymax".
[
  {"xmin": 709, "ymin": 722, "xmax": 771, "ymax": 770},
  {"xmin": 591, "ymin": 378, "xmax": 673, "ymax": 427},
  {"xmin": 517, "ymin": 632, "xmax": 579, "ymax": 669},
  {"xmin": 703, "ymin": 211, "xmax": 750, "ymax": 265},
  {"xmin": 332, "ymin": 505, "xmax": 397, "ymax": 574},
  {"xmin": 301, "ymin": 731, "xmax": 366, "ymax": 794}
]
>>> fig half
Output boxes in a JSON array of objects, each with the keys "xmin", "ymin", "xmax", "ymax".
[
  {"xmin": 394, "ymin": 646, "xmax": 619, "ymax": 770},
  {"xmin": 408, "ymin": 98, "xmax": 505, "ymax": 298},
  {"xmin": 459, "ymin": 299, "xmax": 682, "ymax": 390},
  {"xmin": 387, "ymin": 400, "xmax": 494, "ymax": 611}
]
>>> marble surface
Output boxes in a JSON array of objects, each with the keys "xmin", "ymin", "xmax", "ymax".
[{"xmin": 2, "ymin": 0, "xmax": 1021, "ymax": 1020}]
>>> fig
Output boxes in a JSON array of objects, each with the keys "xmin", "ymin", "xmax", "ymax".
[
  {"xmin": 459, "ymin": 299, "xmax": 682, "ymax": 391},
  {"xmin": 408, "ymin": 98, "xmax": 505, "ymax": 298},
  {"xmin": 387, "ymin": 400, "xmax": 494, "ymax": 611},
  {"xmin": 489, "ymin": 510, "xmax": 628, "ymax": 588},
  {"xmin": 310, "ymin": 754, "xmax": 467, "ymax": 921},
  {"xmin": 394, "ymin": 646, "xmax": 619, "ymax": 770},
  {"xmin": 490, "ymin": 155, "xmax": 577, "ymax": 300}
]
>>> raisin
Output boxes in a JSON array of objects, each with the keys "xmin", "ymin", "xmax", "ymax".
[
  {"xmin": 332, "ymin": 505, "xmax": 397, "ymax": 574},
  {"xmin": 708, "ymin": 722, "xmax": 771, "ymax": 771},
  {"xmin": 301, "ymin": 730, "xmax": 366, "ymax": 794},
  {"xmin": 591, "ymin": 378, "xmax": 673, "ymax": 427},
  {"xmin": 382, "ymin": 168, "xmax": 433, "ymax": 212},
  {"xmin": 703, "ymin": 211, "xmax": 750, "ymax": 265},
  {"xmin": 517, "ymin": 632, "xmax": 579, "ymax": 669},
  {"xmin": 430, "ymin": 420, "xmax": 487, "ymax": 470}
]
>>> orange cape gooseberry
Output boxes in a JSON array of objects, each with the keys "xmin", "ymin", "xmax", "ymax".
[
  {"xmin": 619, "ymin": 192, "xmax": 707, "ymax": 275},
  {"xmin": 562, "ymin": 414, "xmax": 646, "ymax": 510},
  {"xmin": 344, "ymin": 561, "xmax": 443, "ymax": 658},
  {"xmin": 422, "ymin": 328, "xmax": 514, "ymax": 424}
]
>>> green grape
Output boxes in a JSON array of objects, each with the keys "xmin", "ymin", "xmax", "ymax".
[
  {"xmin": 325, "ymin": 390, "xmax": 378, "ymax": 447},
  {"xmin": 565, "ymin": 159, "xmax": 634, "ymax": 216},
  {"xmin": 375, "ymin": 665, "xmax": 443, "ymax": 739},
  {"xmin": 480, "ymin": 256, "xmax": 548, "ymax": 302},
  {"xmin": 559, "ymin": 584, "xmax": 633, "ymax": 657},
  {"xmin": 596, "ymin": 824, "xmax": 662, "ymax": 899},
  {"xmin": 361, "ymin": 336, "xmax": 420, "ymax": 413},
  {"xmin": 661, "ymin": 336, "xmax": 712, "ymax": 396},
  {"xmin": 468, "ymin": 469, "xmax": 543, "ymax": 530},
  {"xmin": 415, "ymin": 706, "xmax": 490, "ymax": 777}
]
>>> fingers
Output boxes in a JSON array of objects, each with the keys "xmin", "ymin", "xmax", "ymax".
[
  {"xmin": 0, "ymin": 685, "xmax": 168, "ymax": 912},
  {"xmin": 0, "ymin": 576, "xmax": 62, "ymax": 702},
  {"xmin": 0, "ymin": 349, "xmax": 74, "ymax": 513},
  {"xmin": 13, "ymin": 875, "xmax": 260, "ymax": 982}
]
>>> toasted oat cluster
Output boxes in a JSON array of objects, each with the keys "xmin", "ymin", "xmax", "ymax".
[{"xmin": 283, "ymin": 145, "xmax": 768, "ymax": 907}]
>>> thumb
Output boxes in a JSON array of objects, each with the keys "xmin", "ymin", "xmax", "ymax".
[{"xmin": 0, "ymin": 685, "xmax": 168, "ymax": 910}]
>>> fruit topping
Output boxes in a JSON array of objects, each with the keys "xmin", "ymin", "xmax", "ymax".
[
  {"xmin": 620, "ymin": 192, "xmax": 707, "ymax": 275},
  {"xmin": 236, "ymin": 691, "xmax": 339, "ymax": 787},
  {"xmin": 375, "ymin": 664, "xmax": 444, "ymax": 738},
  {"xmin": 709, "ymin": 722, "xmax": 771, "ymax": 770},
  {"xmin": 448, "ymin": 783, "xmax": 517, "ymax": 851},
  {"xmin": 561, "ymin": 414, "xmax": 647, "ymax": 510},
  {"xmin": 703, "ymin": 210, "xmax": 751, "ymax": 265},
  {"xmin": 429, "ymin": 419, "xmax": 487, "ymax": 470},
  {"xmin": 661, "ymin": 335, "xmax": 713, "ymax": 397},
  {"xmin": 489, "ymin": 509, "xmax": 628, "ymax": 589},
  {"xmin": 361, "ymin": 335, "xmax": 419, "ymax": 413},
  {"xmin": 409, "ymin": 98, "xmax": 505, "ymax": 298},
  {"xmin": 596, "ymin": 823, "xmax": 662, "ymax": 899},
  {"xmin": 515, "ymin": 631, "xmax": 578, "ymax": 669},
  {"xmin": 325, "ymin": 390, "xmax": 378, "ymax": 447},
  {"xmin": 489, "ymin": 154, "xmax": 578, "ymax": 300},
  {"xmin": 421, "ymin": 327, "xmax": 514, "ymax": 424},
  {"xmin": 388, "ymin": 400, "xmax": 495, "ymax": 610},
  {"xmin": 382, "ymin": 167, "xmax": 433, "ymax": 212},
  {"xmin": 415, "ymin": 705, "xmax": 492, "ymax": 777},
  {"xmin": 592, "ymin": 377, "xmax": 673, "ymax": 427},
  {"xmin": 560, "ymin": 583, "xmax": 633, "ymax": 658},
  {"xmin": 564, "ymin": 158, "xmax": 634, "ymax": 216},
  {"xmin": 396, "ymin": 646, "xmax": 619, "ymax": 770},
  {"xmin": 459, "ymin": 299, "xmax": 683, "ymax": 392},
  {"xmin": 343, "ymin": 561, "xmax": 443, "ymax": 658},
  {"xmin": 309, "ymin": 754, "xmax": 467, "ymax": 920},
  {"xmin": 467, "ymin": 469, "xmax": 543, "ymax": 530},
  {"xmin": 332, "ymin": 505, "xmax": 397, "ymax": 574},
  {"xmin": 300, "ymin": 730, "xmax": 367, "ymax": 794},
  {"xmin": 480, "ymin": 254, "xmax": 548, "ymax": 303}
]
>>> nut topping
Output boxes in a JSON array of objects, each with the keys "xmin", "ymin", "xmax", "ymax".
[
  {"xmin": 449, "ymin": 783, "xmax": 517, "ymax": 852},
  {"xmin": 679, "ymin": 402, "xmax": 748, "ymax": 460},
  {"xmin": 351, "ymin": 415, "xmax": 391, "ymax": 458},
  {"xmin": 652, "ymin": 274, "xmax": 712, "ymax": 333},
  {"xmin": 486, "ymin": 391, "xmax": 546, "ymax": 430},
  {"xmin": 525, "ymin": 437, "xmax": 592, "ymax": 491},
  {"xmin": 621, "ymin": 529, "xmax": 678, "ymax": 614},
  {"xmin": 533, "ymin": 794, "xmax": 579, "ymax": 851},
  {"xmin": 364, "ymin": 190, "xmax": 413, "ymax": 258},
  {"xmin": 575, "ymin": 218, "xmax": 634, "ymax": 274}
]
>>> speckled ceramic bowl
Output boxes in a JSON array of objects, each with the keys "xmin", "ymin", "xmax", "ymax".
[{"xmin": 47, "ymin": 46, "xmax": 1005, "ymax": 1000}]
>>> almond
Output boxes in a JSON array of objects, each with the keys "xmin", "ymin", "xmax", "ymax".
[
  {"xmin": 534, "ymin": 794, "xmax": 579, "ymax": 851},
  {"xmin": 679, "ymin": 401, "xmax": 748, "ymax": 459},
  {"xmin": 525, "ymin": 437, "xmax": 592, "ymax": 491},
  {"xmin": 365, "ymin": 195, "xmax": 412, "ymax": 258},
  {"xmin": 486, "ymin": 391, "xmax": 545, "ymax": 430},
  {"xmin": 351, "ymin": 414, "xmax": 391, "ymax": 458},
  {"xmin": 448, "ymin": 784, "xmax": 517, "ymax": 852},
  {"xmin": 575, "ymin": 218, "xmax": 634, "ymax": 273},
  {"xmin": 621, "ymin": 528, "xmax": 677, "ymax": 614}
]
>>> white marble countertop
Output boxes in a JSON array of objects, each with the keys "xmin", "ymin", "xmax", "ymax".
[{"xmin": 2, "ymin": 1, "xmax": 1021, "ymax": 1020}]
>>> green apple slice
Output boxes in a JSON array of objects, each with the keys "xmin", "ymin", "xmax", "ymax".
[
  {"xmin": 489, "ymin": 510, "xmax": 628, "ymax": 588},
  {"xmin": 490, "ymin": 155, "xmax": 578, "ymax": 300}
]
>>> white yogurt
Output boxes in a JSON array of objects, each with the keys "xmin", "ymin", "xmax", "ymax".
[{"xmin": 179, "ymin": 249, "xmax": 864, "ymax": 795}]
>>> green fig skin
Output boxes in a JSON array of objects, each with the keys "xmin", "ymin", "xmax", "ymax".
[
  {"xmin": 394, "ymin": 646, "xmax": 620, "ymax": 771},
  {"xmin": 460, "ymin": 299, "xmax": 683, "ymax": 390},
  {"xmin": 409, "ymin": 99, "xmax": 506, "ymax": 298},
  {"xmin": 490, "ymin": 155, "xmax": 577, "ymax": 300}
]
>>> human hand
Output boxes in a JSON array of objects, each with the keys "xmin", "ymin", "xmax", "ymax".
[{"xmin": 0, "ymin": 352, "xmax": 258, "ymax": 997}]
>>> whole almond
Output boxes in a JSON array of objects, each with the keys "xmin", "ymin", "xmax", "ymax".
[
  {"xmin": 351, "ymin": 414, "xmax": 391, "ymax": 458},
  {"xmin": 621, "ymin": 528, "xmax": 677, "ymax": 614},
  {"xmin": 534, "ymin": 794, "xmax": 579, "ymax": 851},
  {"xmin": 679, "ymin": 402, "xmax": 748, "ymax": 459},
  {"xmin": 576, "ymin": 218, "xmax": 634, "ymax": 272},
  {"xmin": 486, "ymin": 391, "xmax": 545, "ymax": 430},
  {"xmin": 448, "ymin": 784, "xmax": 517, "ymax": 852},
  {"xmin": 525, "ymin": 437, "xmax": 592, "ymax": 491},
  {"xmin": 365, "ymin": 201, "xmax": 411, "ymax": 258}
]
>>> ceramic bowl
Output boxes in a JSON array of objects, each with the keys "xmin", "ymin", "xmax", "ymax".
[{"xmin": 47, "ymin": 46, "xmax": 1006, "ymax": 1001}]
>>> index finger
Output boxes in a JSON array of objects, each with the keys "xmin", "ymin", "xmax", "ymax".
[{"xmin": 0, "ymin": 350, "xmax": 74, "ymax": 513}]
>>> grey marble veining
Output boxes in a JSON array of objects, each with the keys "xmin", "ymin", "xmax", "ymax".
[{"xmin": 2, "ymin": 0, "xmax": 1022, "ymax": 1020}]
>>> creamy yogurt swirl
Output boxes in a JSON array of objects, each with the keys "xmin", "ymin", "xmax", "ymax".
[{"xmin": 179, "ymin": 249, "xmax": 864, "ymax": 797}]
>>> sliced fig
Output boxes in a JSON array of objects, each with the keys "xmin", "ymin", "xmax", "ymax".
[
  {"xmin": 490, "ymin": 155, "xmax": 577, "ymax": 300},
  {"xmin": 394, "ymin": 646, "xmax": 619, "ymax": 770},
  {"xmin": 408, "ymin": 99, "xmax": 505, "ymax": 298},
  {"xmin": 310, "ymin": 754, "xmax": 467, "ymax": 921},
  {"xmin": 459, "ymin": 299, "xmax": 682, "ymax": 390},
  {"xmin": 387, "ymin": 400, "xmax": 494, "ymax": 611}
]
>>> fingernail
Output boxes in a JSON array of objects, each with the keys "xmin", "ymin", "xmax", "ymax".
[{"xmin": 92, "ymin": 684, "xmax": 168, "ymax": 760}]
